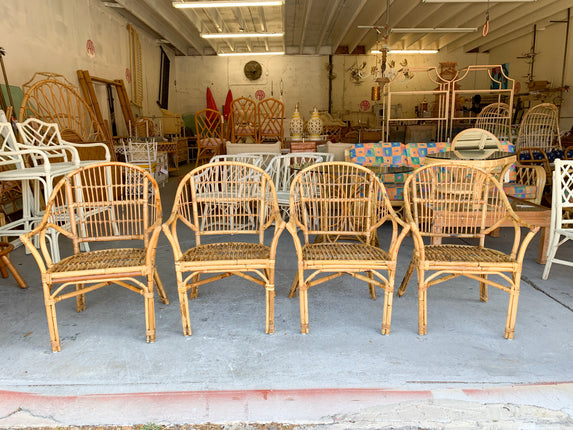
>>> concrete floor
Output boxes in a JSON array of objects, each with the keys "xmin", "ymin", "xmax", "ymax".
[{"xmin": 1, "ymin": 171, "xmax": 573, "ymax": 428}]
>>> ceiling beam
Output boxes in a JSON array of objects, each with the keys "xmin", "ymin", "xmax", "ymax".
[
  {"xmin": 315, "ymin": 0, "xmax": 344, "ymax": 55},
  {"xmin": 298, "ymin": 0, "xmax": 314, "ymax": 54},
  {"xmin": 117, "ymin": 0, "xmax": 206, "ymax": 55},
  {"xmin": 333, "ymin": 0, "xmax": 368, "ymax": 53}
]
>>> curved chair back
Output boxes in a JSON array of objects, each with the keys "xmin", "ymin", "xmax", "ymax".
[
  {"xmin": 289, "ymin": 161, "xmax": 393, "ymax": 243},
  {"xmin": 195, "ymin": 108, "xmax": 224, "ymax": 165},
  {"xmin": 475, "ymin": 102, "xmax": 511, "ymax": 140},
  {"xmin": 516, "ymin": 103, "xmax": 561, "ymax": 152}
]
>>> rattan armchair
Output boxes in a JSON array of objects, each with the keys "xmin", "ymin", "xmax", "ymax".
[
  {"xmin": 287, "ymin": 162, "xmax": 409, "ymax": 334},
  {"xmin": 20, "ymin": 162, "xmax": 168, "ymax": 352},
  {"xmin": 398, "ymin": 163, "xmax": 539, "ymax": 339},
  {"xmin": 162, "ymin": 161, "xmax": 285, "ymax": 335}
]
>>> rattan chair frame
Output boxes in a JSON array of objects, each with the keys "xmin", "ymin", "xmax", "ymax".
[
  {"xmin": 18, "ymin": 72, "xmax": 114, "ymax": 159},
  {"xmin": 543, "ymin": 159, "xmax": 573, "ymax": 279},
  {"xmin": 286, "ymin": 161, "xmax": 409, "ymax": 334},
  {"xmin": 398, "ymin": 163, "xmax": 539, "ymax": 339},
  {"xmin": 257, "ymin": 98, "xmax": 284, "ymax": 143},
  {"xmin": 162, "ymin": 161, "xmax": 285, "ymax": 335},
  {"xmin": 20, "ymin": 162, "xmax": 168, "ymax": 352},
  {"xmin": 195, "ymin": 108, "xmax": 225, "ymax": 166},
  {"xmin": 475, "ymin": 102, "xmax": 512, "ymax": 140},
  {"xmin": 515, "ymin": 103, "xmax": 561, "ymax": 152},
  {"xmin": 229, "ymin": 97, "xmax": 258, "ymax": 143}
]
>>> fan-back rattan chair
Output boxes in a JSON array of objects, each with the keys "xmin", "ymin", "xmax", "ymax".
[
  {"xmin": 542, "ymin": 159, "xmax": 573, "ymax": 279},
  {"xmin": 257, "ymin": 98, "xmax": 284, "ymax": 143},
  {"xmin": 19, "ymin": 72, "xmax": 114, "ymax": 160},
  {"xmin": 229, "ymin": 97, "xmax": 257, "ymax": 143},
  {"xmin": 398, "ymin": 163, "xmax": 539, "ymax": 339},
  {"xmin": 287, "ymin": 162, "xmax": 409, "ymax": 334},
  {"xmin": 162, "ymin": 161, "xmax": 285, "ymax": 335},
  {"xmin": 265, "ymin": 152, "xmax": 334, "ymax": 218},
  {"xmin": 475, "ymin": 102, "xmax": 512, "ymax": 140},
  {"xmin": 20, "ymin": 162, "xmax": 168, "ymax": 352},
  {"xmin": 195, "ymin": 108, "xmax": 225, "ymax": 166}
]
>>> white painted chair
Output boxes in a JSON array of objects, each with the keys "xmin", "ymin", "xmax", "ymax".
[
  {"xmin": 209, "ymin": 153, "xmax": 264, "ymax": 168},
  {"xmin": 0, "ymin": 113, "xmax": 78, "ymax": 262},
  {"xmin": 16, "ymin": 117, "xmax": 111, "ymax": 168},
  {"xmin": 265, "ymin": 152, "xmax": 333, "ymax": 217},
  {"xmin": 542, "ymin": 159, "xmax": 573, "ymax": 279}
]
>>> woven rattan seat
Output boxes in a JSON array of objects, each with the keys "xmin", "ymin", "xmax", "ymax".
[
  {"xmin": 398, "ymin": 163, "xmax": 539, "ymax": 339},
  {"xmin": 302, "ymin": 242, "xmax": 390, "ymax": 261},
  {"xmin": 50, "ymin": 248, "xmax": 147, "ymax": 274},
  {"xmin": 163, "ymin": 161, "xmax": 285, "ymax": 335},
  {"xmin": 287, "ymin": 162, "xmax": 409, "ymax": 334},
  {"xmin": 181, "ymin": 243, "xmax": 270, "ymax": 262},
  {"xmin": 20, "ymin": 162, "xmax": 168, "ymax": 352},
  {"xmin": 423, "ymin": 245, "xmax": 513, "ymax": 264}
]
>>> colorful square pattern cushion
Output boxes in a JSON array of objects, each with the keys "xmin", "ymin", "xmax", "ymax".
[
  {"xmin": 348, "ymin": 142, "xmax": 405, "ymax": 166},
  {"xmin": 503, "ymin": 184, "xmax": 537, "ymax": 200},
  {"xmin": 383, "ymin": 183, "xmax": 404, "ymax": 202},
  {"xmin": 404, "ymin": 142, "xmax": 450, "ymax": 167}
]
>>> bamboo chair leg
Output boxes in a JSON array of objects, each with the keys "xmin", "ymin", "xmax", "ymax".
[
  {"xmin": 381, "ymin": 284, "xmax": 393, "ymax": 335},
  {"xmin": 418, "ymin": 270, "xmax": 428, "ymax": 335},
  {"xmin": 505, "ymin": 277, "xmax": 520, "ymax": 340},
  {"xmin": 45, "ymin": 296, "xmax": 61, "ymax": 352},
  {"xmin": 288, "ymin": 272, "xmax": 299, "ymax": 298},
  {"xmin": 0, "ymin": 253, "xmax": 27, "ymax": 288},
  {"xmin": 144, "ymin": 274, "xmax": 156, "ymax": 343},
  {"xmin": 299, "ymin": 283, "xmax": 309, "ymax": 334},
  {"xmin": 177, "ymin": 270, "xmax": 192, "ymax": 336},
  {"xmin": 368, "ymin": 271, "xmax": 377, "ymax": 300},
  {"xmin": 154, "ymin": 269, "xmax": 169, "ymax": 305},
  {"xmin": 265, "ymin": 268, "xmax": 275, "ymax": 334},
  {"xmin": 479, "ymin": 275, "xmax": 488, "ymax": 302},
  {"xmin": 76, "ymin": 283, "xmax": 86, "ymax": 312},
  {"xmin": 190, "ymin": 274, "xmax": 200, "ymax": 299},
  {"xmin": 398, "ymin": 260, "xmax": 415, "ymax": 297}
]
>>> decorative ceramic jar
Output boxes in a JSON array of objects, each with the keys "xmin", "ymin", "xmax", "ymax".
[
  {"xmin": 289, "ymin": 104, "xmax": 304, "ymax": 140},
  {"xmin": 307, "ymin": 106, "xmax": 323, "ymax": 140}
]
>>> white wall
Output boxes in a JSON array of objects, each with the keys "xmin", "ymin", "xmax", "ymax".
[
  {"xmin": 174, "ymin": 55, "xmax": 328, "ymax": 120},
  {"xmin": 489, "ymin": 20, "xmax": 573, "ymax": 132},
  {"xmin": 1, "ymin": 0, "xmax": 167, "ymax": 135}
]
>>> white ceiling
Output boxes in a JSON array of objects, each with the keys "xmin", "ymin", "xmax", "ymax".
[{"xmin": 101, "ymin": 0, "xmax": 573, "ymax": 56}]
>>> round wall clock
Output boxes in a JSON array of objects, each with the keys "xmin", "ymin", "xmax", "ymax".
[{"xmin": 244, "ymin": 61, "xmax": 263, "ymax": 81}]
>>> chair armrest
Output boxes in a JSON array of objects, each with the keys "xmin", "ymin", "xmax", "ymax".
[
  {"xmin": 3, "ymin": 148, "xmax": 55, "ymax": 174},
  {"xmin": 61, "ymin": 139, "xmax": 111, "ymax": 161},
  {"xmin": 16, "ymin": 142, "xmax": 81, "ymax": 165}
]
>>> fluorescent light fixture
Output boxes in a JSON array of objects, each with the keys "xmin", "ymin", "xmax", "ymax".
[
  {"xmin": 217, "ymin": 51, "xmax": 285, "ymax": 56},
  {"xmin": 423, "ymin": 0, "xmax": 534, "ymax": 2},
  {"xmin": 173, "ymin": 1, "xmax": 284, "ymax": 8},
  {"xmin": 372, "ymin": 49, "xmax": 439, "ymax": 54},
  {"xmin": 201, "ymin": 32, "xmax": 284, "ymax": 39},
  {"xmin": 391, "ymin": 27, "xmax": 477, "ymax": 33}
]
